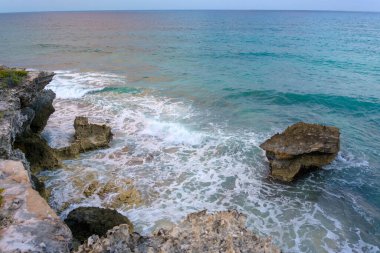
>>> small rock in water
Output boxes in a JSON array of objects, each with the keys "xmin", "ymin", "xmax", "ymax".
[{"xmin": 260, "ymin": 122, "xmax": 340, "ymax": 182}]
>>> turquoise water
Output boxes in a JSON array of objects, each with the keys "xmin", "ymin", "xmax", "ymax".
[{"xmin": 1, "ymin": 11, "xmax": 379, "ymax": 252}]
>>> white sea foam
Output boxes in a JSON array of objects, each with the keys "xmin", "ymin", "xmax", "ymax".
[
  {"xmin": 40, "ymin": 71, "xmax": 379, "ymax": 253},
  {"xmin": 141, "ymin": 119, "xmax": 204, "ymax": 146},
  {"xmin": 46, "ymin": 70, "xmax": 126, "ymax": 99}
]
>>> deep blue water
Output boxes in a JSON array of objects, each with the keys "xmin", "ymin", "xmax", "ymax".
[{"xmin": 0, "ymin": 11, "xmax": 379, "ymax": 252}]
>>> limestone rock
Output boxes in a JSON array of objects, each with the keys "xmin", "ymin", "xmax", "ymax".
[
  {"xmin": 64, "ymin": 207, "xmax": 133, "ymax": 243},
  {"xmin": 74, "ymin": 116, "xmax": 112, "ymax": 152},
  {"xmin": 75, "ymin": 210, "xmax": 280, "ymax": 253},
  {"xmin": 0, "ymin": 160, "xmax": 72, "ymax": 253},
  {"xmin": 260, "ymin": 122, "xmax": 340, "ymax": 182},
  {"xmin": 55, "ymin": 116, "xmax": 113, "ymax": 159}
]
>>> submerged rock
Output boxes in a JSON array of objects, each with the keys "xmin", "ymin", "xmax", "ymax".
[
  {"xmin": 56, "ymin": 116, "xmax": 113, "ymax": 159},
  {"xmin": 75, "ymin": 210, "xmax": 280, "ymax": 253},
  {"xmin": 64, "ymin": 207, "xmax": 133, "ymax": 243},
  {"xmin": 0, "ymin": 160, "xmax": 72, "ymax": 253},
  {"xmin": 260, "ymin": 122, "xmax": 340, "ymax": 182},
  {"xmin": 83, "ymin": 179, "xmax": 142, "ymax": 209}
]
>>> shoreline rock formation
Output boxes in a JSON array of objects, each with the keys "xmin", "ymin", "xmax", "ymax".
[
  {"xmin": 0, "ymin": 66, "xmax": 56, "ymax": 173},
  {"xmin": 260, "ymin": 122, "xmax": 340, "ymax": 182},
  {"xmin": 0, "ymin": 66, "xmax": 281, "ymax": 252},
  {"xmin": 75, "ymin": 210, "xmax": 280, "ymax": 253}
]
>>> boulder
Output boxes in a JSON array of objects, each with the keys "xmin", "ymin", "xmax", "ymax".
[
  {"xmin": 64, "ymin": 207, "xmax": 133, "ymax": 243},
  {"xmin": 0, "ymin": 160, "xmax": 72, "ymax": 253},
  {"xmin": 260, "ymin": 122, "xmax": 340, "ymax": 182},
  {"xmin": 75, "ymin": 210, "xmax": 280, "ymax": 253},
  {"xmin": 55, "ymin": 117, "xmax": 113, "ymax": 159}
]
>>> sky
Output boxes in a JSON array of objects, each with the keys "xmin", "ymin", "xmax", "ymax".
[{"xmin": 1, "ymin": 0, "xmax": 380, "ymax": 13}]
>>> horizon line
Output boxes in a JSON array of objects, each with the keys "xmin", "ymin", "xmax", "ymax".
[{"xmin": 1, "ymin": 9, "xmax": 380, "ymax": 14}]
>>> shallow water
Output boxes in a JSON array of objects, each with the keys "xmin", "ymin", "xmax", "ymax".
[{"xmin": 1, "ymin": 11, "xmax": 379, "ymax": 252}]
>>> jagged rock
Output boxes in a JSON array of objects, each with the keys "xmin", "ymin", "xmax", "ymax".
[
  {"xmin": 64, "ymin": 207, "xmax": 133, "ymax": 243},
  {"xmin": 74, "ymin": 116, "xmax": 113, "ymax": 151},
  {"xmin": 0, "ymin": 160, "xmax": 72, "ymax": 253},
  {"xmin": 75, "ymin": 210, "xmax": 280, "ymax": 253},
  {"xmin": 260, "ymin": 122, "xmax": 340, "ymax": 182},
  {"xmin": 55, "ymin": 116, "xmax": 113, "ymax": 159},
  {"xmin": 30, "ymin": 89, "xmax": 56, "ymax": 133}
]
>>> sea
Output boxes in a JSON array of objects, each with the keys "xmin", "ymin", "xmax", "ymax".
[{"xmin": 0, "ymin": 11, "xmax": 379, "ymax": 252}]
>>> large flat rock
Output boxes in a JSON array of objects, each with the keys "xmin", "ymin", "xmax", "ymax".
[{"xmin": 0, "ymin": 160, "xmax": 72, "ymax": 253}]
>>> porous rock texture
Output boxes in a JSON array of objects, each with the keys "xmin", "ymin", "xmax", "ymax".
[
  {"xmin": 75, "ymin": 210, "xmax": 280, "ymax": 253},
  {"xmin": 260, "ymin": 122, "xmax": 340, "ymax": 182},
  {"xmin": 65, "ymin": 207, "xmax": 133, "ymax": 243},
  {"xmin": 0, "ymin": 160, "xmax": 72, "ymax": 253},
  {"xmin": 56, "ymin": 116, "xmax": 113, "ymax": 159}
]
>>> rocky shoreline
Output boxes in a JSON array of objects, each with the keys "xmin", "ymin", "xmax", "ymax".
[{"xmin": 0, "ymin": 67, "xmax": 281, "ymax": 252}]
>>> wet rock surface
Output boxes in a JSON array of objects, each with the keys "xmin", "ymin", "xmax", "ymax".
[
  {"xmin": 0, "ymin": 160, "xmax": 72, "ymax": 253},
  {"xmin": 260, "ymin": 122, "xmax": 340, "ymax": 182},
  {"xmin": 75, "ymin": 210, "xmax": 280, "ymax": 253},
  {"xmin": 64, "ymin": 207, "xmax": 133, "ymax": 243}
]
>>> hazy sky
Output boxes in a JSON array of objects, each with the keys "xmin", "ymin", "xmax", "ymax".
[{"xmin": 1, "ymin": 0, "xmax": 380, "ymax": 13}]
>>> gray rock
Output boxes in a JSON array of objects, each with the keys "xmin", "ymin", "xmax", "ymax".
[
  {"xmin": 0, "ymin": 67, "xmax": 55, "ymax": 163},
  {"xmin": 260, "ymin": 122, "xmax": 340, "ymax": 182},
  {"xmin": 30, "ymin": 89, "xmax": 56, "ymax": 133}
]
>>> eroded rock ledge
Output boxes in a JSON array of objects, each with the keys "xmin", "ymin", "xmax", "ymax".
[
  {"xmin": 260, "ymin": 122, "xmax": 340, "ymax": 182},
  {"xmin": 75, "ymin": 210, "xmax": 280, "ymax": 253}
]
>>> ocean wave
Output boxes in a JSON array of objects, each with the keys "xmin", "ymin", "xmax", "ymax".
[
  {"xmin": 46, "ymin": 70, "xmax": 127, "ymax": 99},
  {"xmin": 141, "ymin": 119, "xmax": 204, "ymax": 146}
]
